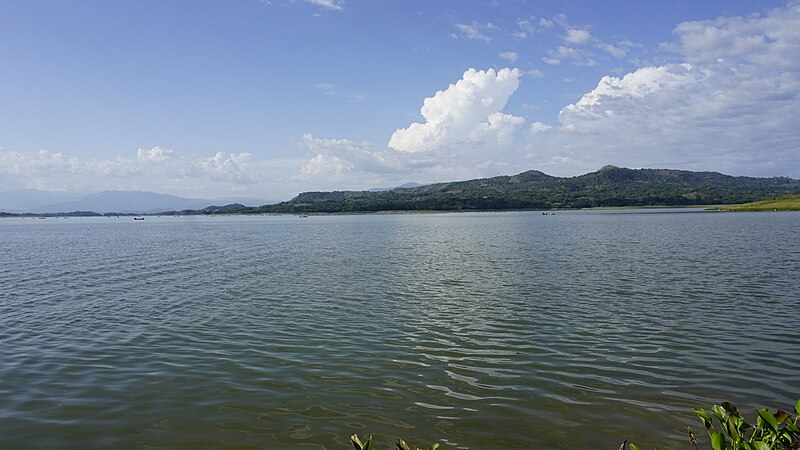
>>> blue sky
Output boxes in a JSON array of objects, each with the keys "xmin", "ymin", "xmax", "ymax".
[{"xmin": 1, "ymin": 0, "xmax": 797, "ymax": 200}]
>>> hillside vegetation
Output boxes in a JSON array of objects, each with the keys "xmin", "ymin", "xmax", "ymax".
[{"xmin": 251, "ymin": 166, "xmax": 800, "ymax": 214}]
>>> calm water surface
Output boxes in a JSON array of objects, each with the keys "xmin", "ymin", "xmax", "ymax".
[{"xmin": 1, "ymin": 211, "xmax": 798, "ymax": 449}]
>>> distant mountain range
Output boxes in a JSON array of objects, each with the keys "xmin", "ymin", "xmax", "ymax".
[
  {"xmin": 254, "ymin": 166, "xmax": 800, "ymax": 213},
  {"xmin": 0, "ymin": 189, "xmax": 272, "ymax": 214},
  {"xmin": 4, "ymin": 167, "xmax": 800, "ymax": 216}
]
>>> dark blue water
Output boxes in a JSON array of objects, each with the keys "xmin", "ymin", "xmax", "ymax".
[{"xmin": 1, "ymin": 210, "xmax": 798, "ymax": 449}]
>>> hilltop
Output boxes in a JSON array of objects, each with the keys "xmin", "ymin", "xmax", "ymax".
[{"xmin": 254, "ymin": 166, "xmax": 800, "ymax": 213}]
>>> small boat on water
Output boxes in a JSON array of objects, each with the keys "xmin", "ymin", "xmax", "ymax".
[{"xmin": 133, "ymin": 217, "xmax": 145, "ymax": 221}]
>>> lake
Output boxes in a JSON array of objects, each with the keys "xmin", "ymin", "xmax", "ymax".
[{"xmin": 1, "ymin": 210, "xmax": 798, "ymax": 449}]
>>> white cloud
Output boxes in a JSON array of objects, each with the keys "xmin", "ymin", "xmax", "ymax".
[
  {"xmin": 296, "ymin": 133, "xmax": 451, "ymax": 190},
  {"xmin": 512, "ymin": 16, "xmax": 553, "ymax": 38},
  {"xmin": 0, "ymin": 147, "xmax": 303, "ymax": 199},
  {"xmin": 544, "ymin": 45, "xmax": 597, "ymax": 66},
  {"xmin": 470, "ymin": 112, "xmax": 525, "ymax": 145},
  {"xmin": 498, "ymin": 51, "xmax": 518, "ymax": 62},
  {"xmin": 296, "ymin": 68, "xmax": 529, "ymax": 189},
  {"xmin": 599, "ymin": 43, "xmax": 626, "ymax": 58},
  {"xmin": 527, "ymin": 2, "xmax": 800, "ymax": 178},
  {"xmin": 301, "ymin": 3, "xmax": 800, "ymax": 186},
  {"xmin": 451, "ymin": 21, "xmax": 496, "ymax": 42},
  {"xmin": 536, "ymin": 14, "xmax": 640, "ymax": 67},
  {"xmin": 298, "ymin": 153, "xmax": 352, "ymax": 180},
  {"xmin": 305, "ymin": 0, "xmax": 343, "ymax": 11},
  {"xmin": 388, "ymin": 68, "xmax": 523, "ymax": 152},
  {"xmin": 529, "ymin": 122, "xmax": 552, "ymax": 134},
  {"xmin": 136, "ymin": 146, "xmax": 173, "ymax": 163},
  {"xmin": 565, "ymin": 28, "xmax": 592, "ymax": 44}
]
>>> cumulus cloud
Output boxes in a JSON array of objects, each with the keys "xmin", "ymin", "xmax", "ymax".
[
  {"xmin": 388, "ymin": 68, "xmax": 523, "ymax": 152},
  {"xmin": 296, "ymin": 133, "xmax": 451, "ymax": 190},
  {"xmin": 136, "ymin": 146, "xmax": 173, "ymax": 163},
  {"xmin": 304, "ymin": 3, "xmax": 800, "ymax": 186},
  {"xmin": 296, "ymin": 68, "xmax": 529, "ymax": 189},
  {"xmin": 470, "ymin": 112, "xmax": 526, "ymax": 145},
  {"xmin": 528, "ymin": 2, "xmax": 800, "ymax": 178},
  {"xmin": 0, "ymin": 147, "xmax": 303, "ymax": 198},
  {"xmin": 529, "ymin": 122, "xmax": 552, "ymax": 134}
]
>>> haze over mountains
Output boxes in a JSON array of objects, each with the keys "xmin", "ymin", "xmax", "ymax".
[
  {"xmin": 0, "ymin": 190, "xmax": 272, "ymax": 214},
  {"xmin": 4, "ymin": 166, "xmax": 800, "ymax": 215}
]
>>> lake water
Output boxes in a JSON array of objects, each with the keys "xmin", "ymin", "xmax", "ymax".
[{"xmin": 1, "ymin": 210, "xmax": 798, "ymax": 449}]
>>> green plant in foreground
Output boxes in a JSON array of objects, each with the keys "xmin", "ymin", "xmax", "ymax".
[
  {"xmin": 690, "ymin": 400, "xmax": 800, "ymax": 450},
  {"xmin": 353, "ymin": 400, "xmax": 799, "ymax": 449},
  {"xmin": 350, "ymin": 434, "xmax": 439, "ymax": 450},
  {"xmin": 625, "ymin": 400, "xmax": 800, "ymax": 450}
]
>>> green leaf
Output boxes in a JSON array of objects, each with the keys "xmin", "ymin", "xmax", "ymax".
[
  {"xmin": 629, "ymin": 443, "xmax": 641, "ymax": 450},
  {"xmin": 752, "ymin": 441, "xmax": 770, "ymax": 450},
  {"xmin": 795, "ymin": 399, "xmax": 800, "ymax": 417},
  {"xmin": 694, "ymin": 408, "xmax": 714, "ymax": 430},
  {"xmin": 721, "ymin": 401, "xmax": 740, "ymax": 417},
  {"xmin": 396, "ymin": 438, "xmax": 411, "ymax": 450},
  {"xmin": 428, "ymin": 444, "xmax": 440, "ymax": 450},
  {"xmin": 726, "ymin": 416, "xmax": 740, "ymax": 442},
  {"xmin": 757, "ymin": 409, "xmax": 778, "ymax": 432},
  {"xmin": 712, "ymin": 405, "xmax": 729, "ymax": 423},
  {"xmin": 711, "ymin": 432, "xmax": 726, "ymax": 450}
]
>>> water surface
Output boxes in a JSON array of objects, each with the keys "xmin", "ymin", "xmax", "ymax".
[{"xmin": 1, "ymin": 210, "xmax": 798, "ymax": 449}]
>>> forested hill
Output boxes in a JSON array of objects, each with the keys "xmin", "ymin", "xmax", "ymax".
[{"xmin": 257, "ymin": 166, "xmax": 800, "ymax": 213}]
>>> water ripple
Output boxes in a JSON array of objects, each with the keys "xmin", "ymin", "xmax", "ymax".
[{"xmin": 1, "ymin": 212, "xmax": 798, "ymax": 449}]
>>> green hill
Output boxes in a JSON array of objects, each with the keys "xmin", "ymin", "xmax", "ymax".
[{"xmin": 258, "ymin": 166, "xmax": 800, "ymax": 213}]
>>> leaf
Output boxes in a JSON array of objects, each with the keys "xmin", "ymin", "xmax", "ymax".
[
  {"xmin": 711, "ymin": 432, "xmax": 726, "ymax": 450},
  {"xmin": 396, "ymin": 438, "xmax": 411, "ymax": 450},
  {"xmin": 694, "ymin": 408, "xmax": 714, "ymax": 430},
  {"xmin": 757, "ymin": 409, "xmax": 778, "ymax": 432},
  {"xmin": 351, "ymin": 434, "xmax": 364, "ymax": 450},
  {"xmin": 775, "ymin": 409, "xmax": 791, "ymax": 424},
  {"xmin": 796, "ymin": 399, "xmax": 800, "ymax": 417},
  {"xmin": 629, "ymin": 443, "xmax": 641, "ymax": 450},
  {"xmin": 726, "ymin": 416, "xmax": 740, "ymax": 442},
  {"xmin": 349, "ymin": 434, "xmax": 372, "ymax": 450},
  {"xmin": 712, "ymin": 405, "xmax": 729, "ymax": 423},
  {"xmin": 752, "ymin": 441, "xmax": 770, "ymax": 450},
  {"xmin": 721, "ymin": 401, "xmax": 740, "ymax": 417},
  {"xmin": 428, "ymin": 444, "xmax": 440, "ymax": 450}
]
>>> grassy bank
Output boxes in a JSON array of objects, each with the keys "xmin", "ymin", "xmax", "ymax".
[{"xmin": 713, "ymin": 195, "xmax": 800, "ymax": 211}]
